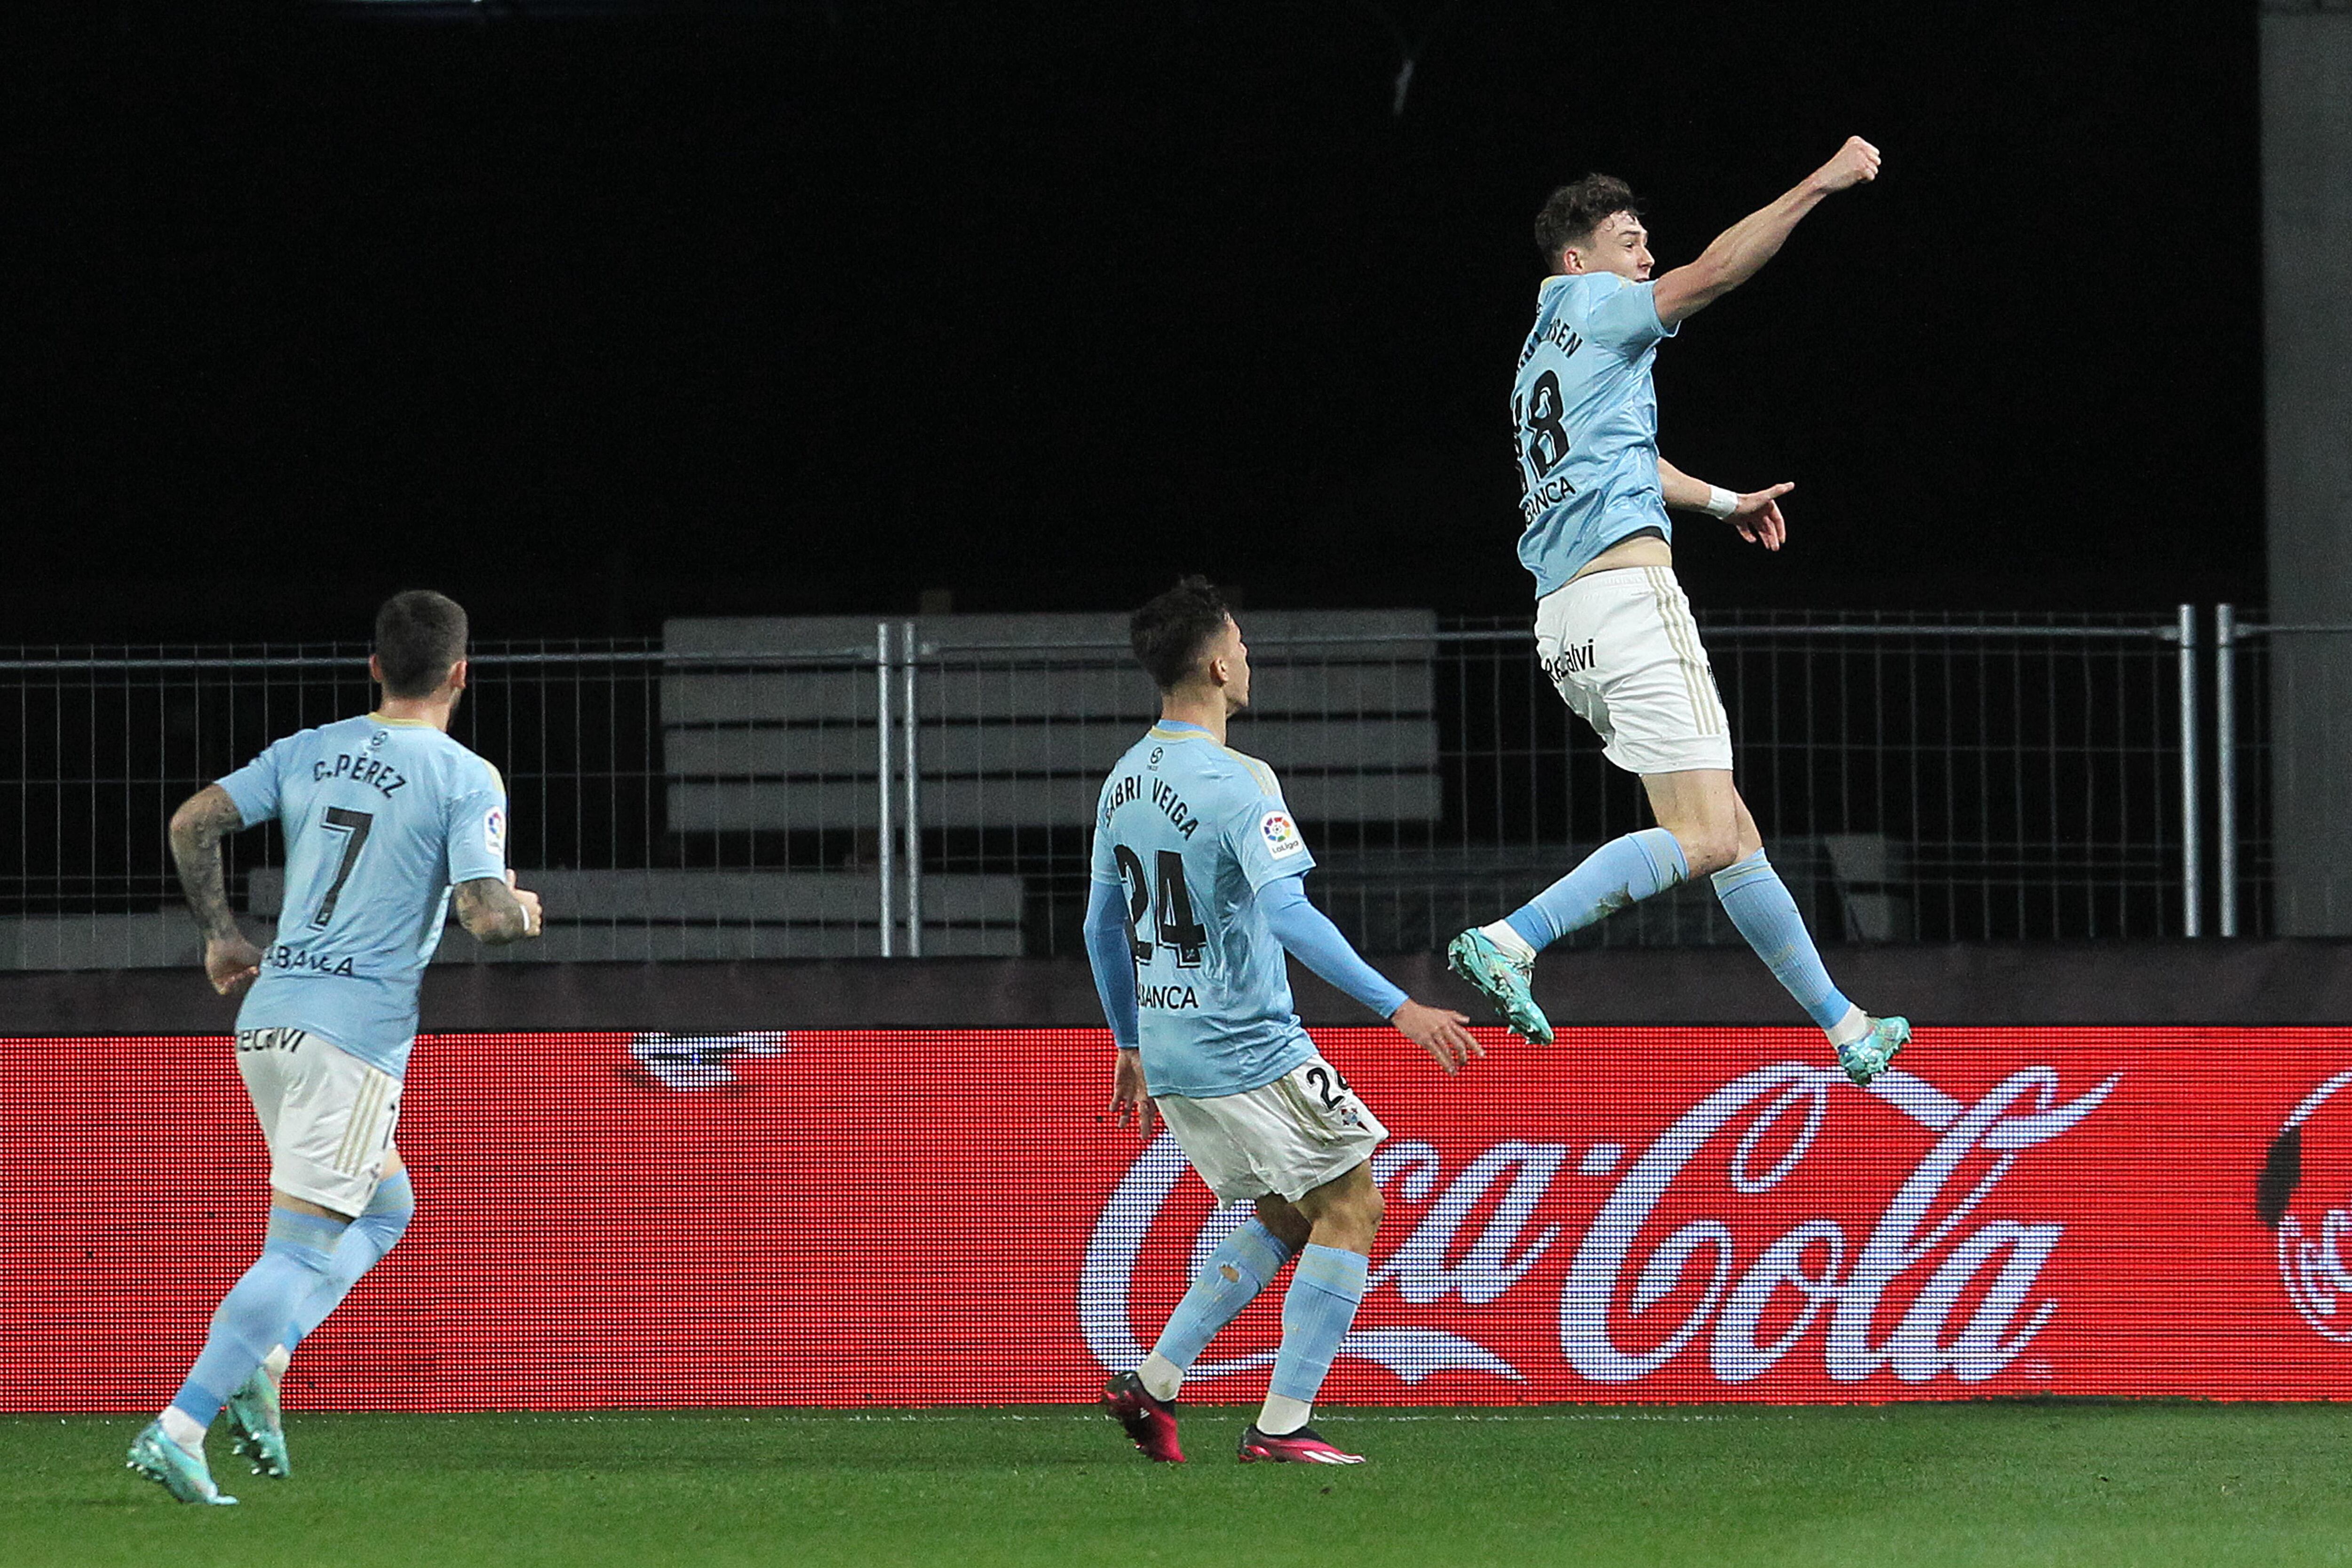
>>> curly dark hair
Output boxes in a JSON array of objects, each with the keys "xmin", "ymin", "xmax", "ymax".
[
  {"xmin": 1129, "ymin": 575, "xmax": 1232, "ymax": 693},
  {"xmin": 1534, "ymin": 174, "xmax": 1642, "ymax": 267},
  {"xmin": 374, "ymin": 589, "xmax": 470, "ymax": 698}
]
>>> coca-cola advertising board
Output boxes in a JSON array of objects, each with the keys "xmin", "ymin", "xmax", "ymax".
[{"xmin": 7, "ymin": 1025, "xmax": 2352, "ymax": 1411}]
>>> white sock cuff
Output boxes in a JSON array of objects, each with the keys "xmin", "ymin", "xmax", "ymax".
[
  {"xmin": 1827, "ymin": 1006, "xmax": 1871, "ymax": 1048},
  {"xmin": 1478, "ymin": 920, "xmax": 1536, "ymax": 964},
  {"xmin": 1256, "ymin": 1393, "xmax": 1313, "ymax": 1436},
  {"xmin": 159, "ymin": 1405, "xmax": 207, "ymax": 1453},
  {"xmin": 1138, "ymin": 1352, "xmax": 1184, "ymax": 1404}
]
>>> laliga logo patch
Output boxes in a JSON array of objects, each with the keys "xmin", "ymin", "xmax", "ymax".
[
  {"xmin": 1259, "ymin": 809, "xmax": 1305, "ymax": 860},
  {"xmin": 484, "ymin": 807, "xmax": 507, "ymax": 858},
  {"xmin": 2262, "ymin": 1070, "xmax": 2352, "ymax": 1344},
  {"xmin": 367, "ymin": 729, "xmax": 388, "ymax": 751}
]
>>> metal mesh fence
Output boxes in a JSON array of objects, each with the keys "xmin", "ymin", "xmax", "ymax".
[
  {"xmin": 919, "ymin": 610, "xmax": 2196, "ymax": 957},
  {"xmin": 0, "ymin": 608, "xmax": 2210, "ymax": 969}
]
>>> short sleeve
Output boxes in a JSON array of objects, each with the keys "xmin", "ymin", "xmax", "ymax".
[
  {"xmin": 215, "ymin": 738, "xmax": 289, "ymax": 828},
  {"xmin": 1223, "ymin": 776, "xmax": 1316, "ymax": 893},
  {"xmin": 444, "ymin": 760, "xmax": 508, "ymax": 887},
  {"xmin": 1089, "ymin": 823, "xmax": 1120, "ymax": 887},
  {"xmin": 1582, "ymin": 274, "xmax": 1677, "ymax": 358}
]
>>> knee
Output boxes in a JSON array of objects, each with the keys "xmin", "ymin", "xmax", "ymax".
[
  {"xmin": 1673, "ymin": 826, "xmax": 1742, "ymax": 879},
  {"xmin": 1319, "ymin": 1185, "xmax": 1384, "ymax": 1254}
]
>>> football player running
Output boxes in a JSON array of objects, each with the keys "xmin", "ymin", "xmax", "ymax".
[
  {"xmin": 1090, "ymin": 577, "xmax": 1481, "ymax": 1465},
  {"xmin": 127, "ymin": 591, "xmax": 542, "ymax": 1504}
]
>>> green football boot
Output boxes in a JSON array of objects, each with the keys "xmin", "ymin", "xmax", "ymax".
[
  {"xmin": 225, "ymin": 1363, "xmax": 291, "ymax": 1479},
  {"xmin": 126, "ymin": 1420, "xmax": 238, "ymax": 1505},
  {"xmin": 1837, "ymin": 1014, "xmax": 1910, "ymax": 1087},
  {"xmin": 1445, "ymin": 928, "xmax": 1554, "ymax": 1045}
]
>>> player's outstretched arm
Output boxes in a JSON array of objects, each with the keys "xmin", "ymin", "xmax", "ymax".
[
  {"xmin": 169, "ymin": 784, "xmax": 263, "ymax": 996},
  {"xmin": 454, "ymin": 872, "xmax": 542, "ymax": 944},
  {"xmin": 1650, "ymin": 136, "xmax": 1879, "ymax": 326},
  {"xmin": 1258, "ymin": 878, "xmax": 1483, "ymax": 1074},
  {"xmin": 1387, "ymin": 998, "xmax": 1485, "ymax": 1075},
  {"xmin": 1658, "ymin": 457, "xmax": 1793, "ymax": 551}
]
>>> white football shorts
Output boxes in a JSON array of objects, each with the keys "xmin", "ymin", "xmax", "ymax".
[
  {"xmin": 1156, "ymin": 1053, "xmax": 1389, "ymax": 1206},
  {"xmin": 235, "ymin": 1027, "xmax": 403, "ymax": 1217},
  {"xmin": 1536, "ymin": 564, "xmax": 1733, "ymax": 776}
]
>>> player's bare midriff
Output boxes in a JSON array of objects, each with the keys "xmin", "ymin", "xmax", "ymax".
[{"xmin": 1570, "ymin": 532, "xmax": 1674, "ymax": 581}]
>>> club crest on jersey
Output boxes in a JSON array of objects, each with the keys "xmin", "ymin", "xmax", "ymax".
[
  {"xmin": 1259, "ymin": 809, "xmax": 1306, "ymax": 860},
  {"xmin": 484, "ymin": 807, "xmax": 507, "ymax": 858}
]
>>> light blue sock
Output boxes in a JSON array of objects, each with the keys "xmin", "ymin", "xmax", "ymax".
[
  {"xmin": 1504, "ymin": 827, "xmax": 1689, "ymax": 951},
  {"xmin": 1151, "ymin": 1219, "xmax": 1293, "ymax": 1374},
  {"xmin": 170, "ymin": 1205, "xmax": 347, "ymax": 1426},
  {"xmin": 1712, "ymin": 849, "xmax": 1854, "ymax": 1033},
  {"xmin": 284, "ymin": 1171, "xmax": 415, "ymax": 1352},
  {"xmin": 1266, "ymin": 1244, "xmax": 1368, "ymax": 1410}
]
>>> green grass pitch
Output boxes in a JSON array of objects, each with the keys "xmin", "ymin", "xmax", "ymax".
[{"xmin": 8, "ymin": 1404, "xmax": 2352, "ymax": 1567}]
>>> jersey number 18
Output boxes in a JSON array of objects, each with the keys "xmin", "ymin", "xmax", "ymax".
[{"xmin": 1515, "ymin": 369, "xmax": 1571, "ymax": 479}]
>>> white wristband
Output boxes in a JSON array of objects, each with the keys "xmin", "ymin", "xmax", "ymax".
[{"xmin": 1703, "ymin": 485, "xmax": 1740, "ymax": 519}]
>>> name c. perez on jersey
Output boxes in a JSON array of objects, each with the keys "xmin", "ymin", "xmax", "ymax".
[
  {"xmin": 1103, "ymin": 773, "xmax": 1201, "ymax": 839},
  {"xmin": 263, "ymin": 944, "xmax": 358, "ymax": 977},
  {"xmin": 310, "ymin": 751, "xmax": 410, "ymax": 798}
]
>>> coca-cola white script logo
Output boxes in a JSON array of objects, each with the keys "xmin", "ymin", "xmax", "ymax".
[{"xmin": 1079, "ymin": 1061, "xmax": 2117, "ymax": 1388}]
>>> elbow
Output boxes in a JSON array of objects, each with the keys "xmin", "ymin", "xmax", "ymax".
[{"xmin": 168, "ymin": 795, "xmax": 212, "ymax": 848}]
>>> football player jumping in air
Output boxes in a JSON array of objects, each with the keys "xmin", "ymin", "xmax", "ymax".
[{"xmin": 1449, "ymin": 137, "xmax": 1911, "ymax": 1088}]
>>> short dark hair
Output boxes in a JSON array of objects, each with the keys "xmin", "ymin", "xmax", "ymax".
[
  {"xmin": 1129, "ymin": 576, "xmax": 1232, "ymax": 693},
  {"xmin": 1534, "ymin": 174, "xmax": 1642, "ymax": 266},
  {"xmin": 374, "ymin": 589, "xmax": 469, "ymax": 698}
]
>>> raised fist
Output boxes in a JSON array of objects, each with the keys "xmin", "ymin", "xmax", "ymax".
[{"xmin": 1815, "ymin": 135, "xmax": 1882, "ymax": 192}]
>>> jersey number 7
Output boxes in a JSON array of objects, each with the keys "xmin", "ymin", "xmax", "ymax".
[
  {"xmin": 1112, "ymin": 845, "xmax": 1208, "ymax": 968},
  {"xmin": 311, "ymin": 806, "xmax": 375, "ymax": 928}
]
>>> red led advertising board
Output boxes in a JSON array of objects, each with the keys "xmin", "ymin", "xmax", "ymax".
[{"xmin": 6, "ymin": 1027, "xmax": 2352, "ymax": 1411}]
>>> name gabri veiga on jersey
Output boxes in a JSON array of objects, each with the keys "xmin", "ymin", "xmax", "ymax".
[{"xmin": 1103, "ymin": 771, "xmax": 1202, "ymax": 839}]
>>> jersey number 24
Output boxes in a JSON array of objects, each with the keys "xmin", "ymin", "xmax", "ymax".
[{"xmin": 1112, "ymin": 845, "xmax": 1207, "ymax": 968}]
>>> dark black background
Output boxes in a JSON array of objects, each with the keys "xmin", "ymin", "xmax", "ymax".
[{"xmin": 6, "ymin": 1, "xmax": 2260, "ymax": 642}]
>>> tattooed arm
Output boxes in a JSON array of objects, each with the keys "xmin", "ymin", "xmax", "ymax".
[
  {"xmin": 169, "ymin": 783, "xmax": 263, "ymax": 996},
  {"xmin": 453, "ymin": 873, "xmax": 543, "ymax": 945}
]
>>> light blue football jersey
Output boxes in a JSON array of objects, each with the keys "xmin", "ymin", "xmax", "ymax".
[
  {"xmin": 1513, "ymin": 270, "xmax": 1681, "ymax": 596},
  {"xmin": 217, "ymin": 714, "xmax": 509, "ymax": 1077},
  {"xmin": 1089, "ymin": 721, "xmax": 1318, "ymax": 1100}
]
